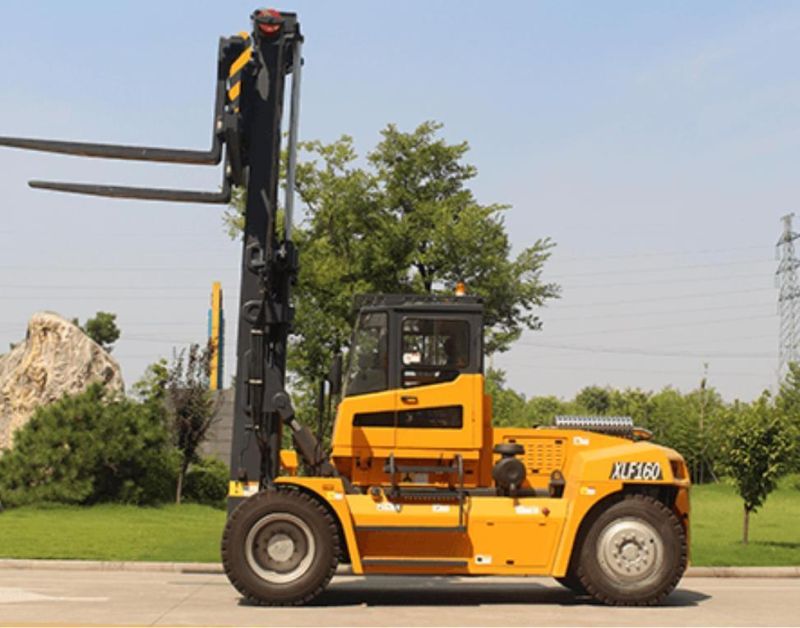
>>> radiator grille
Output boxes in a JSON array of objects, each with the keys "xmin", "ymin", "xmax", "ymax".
[{"xmin": 554, "ymin": 415, "xmax": 633, "ymax": 436}]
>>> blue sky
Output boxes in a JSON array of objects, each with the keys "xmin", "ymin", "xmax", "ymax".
[{"xmin": 1, "ymin": 1, "xmax": 798, "ymax": 401}]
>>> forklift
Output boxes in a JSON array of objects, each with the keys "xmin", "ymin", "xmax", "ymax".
[{"xmin": 0, "ymin": 9, "xmax": 689, "ymax": 607}]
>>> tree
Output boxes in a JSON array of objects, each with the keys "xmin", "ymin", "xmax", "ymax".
[
  {"xmin": 607, "ymin": 388, "xmax": 653, "ymax": 424},
  {"xmin": 776, "ymin": 362, "xmax": 800, "ymax": 472},
  {"xmin": 721, "ymin": 394, "xmax": 795, "ymax": 544},
  {"xmin": 74, "ymin": 311, "xmax": 121, "ymax": 351},
  {"xmin": 575, "ymin": 386, "xmax": 612, "ymax": 415},
  {"xmin": 524, "ymin": 395, "xmax": 576, "ymax": 426},
  {"xmin": 225, "ymin": 121, "xmax": 559, "ymax": 393},
  {"xmin": 485, "ymin": 368, "xmax": 526, "ymax": 427},
  {"xmin": 161, "ymin": 343, "xmax": 221, "ymax": 504},
  {"xmin": 368, "ymin": 122, "xmax": 559, "ymax": 354},
  {"xmin": 0, "ymin": 385, "xmax": 176, "ymax": 507},
  {"xmin": 132, "ymin": 358, "xmax": 169, "ymax": 407}
]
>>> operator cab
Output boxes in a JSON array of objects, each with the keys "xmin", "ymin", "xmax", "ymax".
[
  {"xmin": 330, "ymin": 294, "xmax": 488, "ymax": 487},
  {"xmin": 343, "ymin": 294, "xmax": 483, "ymax": 397}
]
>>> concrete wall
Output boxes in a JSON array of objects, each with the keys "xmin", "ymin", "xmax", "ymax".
[{"xmin": 200, "ymin": 389, "xmax": 234, "ymax": 465}]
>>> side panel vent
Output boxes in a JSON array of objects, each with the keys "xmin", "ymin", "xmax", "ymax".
[
  {"xmin": 525, "ymin": 440, "xmax": 564, "ymax": 475},
  {"xmin": 501, "ymin": 436, "xmax": 565, "ymax": 476}
]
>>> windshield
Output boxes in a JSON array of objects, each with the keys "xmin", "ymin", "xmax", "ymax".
[{"xmin": 343, "ymin": 312, "xmax": 388, "ymax": 397}]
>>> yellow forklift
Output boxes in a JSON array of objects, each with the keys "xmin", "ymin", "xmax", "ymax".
[{"xmin": 0, "ymin": 8, "xmax": 689, "ymax": 608}]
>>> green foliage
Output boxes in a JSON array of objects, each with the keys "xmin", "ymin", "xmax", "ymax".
[
  {"xmin": 721, "ymin": 394, "xmax": 794, "ymax": 514},
  {"xmin": 575, "ymin": 386, "xmax": 612, "ymax": 414},
  {"xmin": 517, "ymin": 383, "xmax": 727, "ymax": 483},
  {"xmin": 777, "ymin": 362, "xmax": 800, "ymax": 418},
  {"xmin": 164, "ymin": 345, "xmax": 216, "ymax": 457},
  {"xmin": 524, "ymin": 395, "xmax": 577, "ymax": 426},
  {"xmin": 485, "ymin": 368, "xmax": 526, "ymax": 427},
  {"xmin": 225, "ymin": 121, "xmax": 559, "ymax": 391},
  {"xmin": 0, "ymin": 385, "xmax": 176, "ymax": 507},
  {"xmin": 132, "ymin": 358, "xmax": 169, "ymax": 407},
  {"xmin": 776, "ymin": 361, "xmax": 800, "ymax": 472},
  {"xmin": 79, "ymin": 311, "xmax": 121, "ymax": 351},
  {"xmin": 148, "ymin": 344, "xmax": 220, "ymax": 504},
  {"xmin": 183, "ymin": 457, "xmax": 228, "ymax": 509}
]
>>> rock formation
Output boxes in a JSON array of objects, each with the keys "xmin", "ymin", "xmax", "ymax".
[{"xmin": 0, "ymin": 312, "xmax": 124, "ymax": 450}]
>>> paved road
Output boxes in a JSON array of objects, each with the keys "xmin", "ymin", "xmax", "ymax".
[{"xmin": 0, "ymin": 568, "xmax": 798, "ymax": 627}]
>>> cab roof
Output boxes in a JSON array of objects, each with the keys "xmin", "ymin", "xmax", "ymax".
[{"xmin": 354, "ymin": 293, "xmax": 484, "ymax": 314}]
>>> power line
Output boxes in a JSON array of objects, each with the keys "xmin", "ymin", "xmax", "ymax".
[
  {"xmin": 518, "ymin": 340, "xmax": 775, "ymax": 359},
  {"xmin": 546, "ymin": 257, "xmax": 772, "ymax": 280},
  {"xmin": 0, "ymin": 295, "xmax": 227, "ymax": 301},
  {"xmin": 0, "ymin": 284, "xmax": 237, "ymax": 292},
  {"xmin": 0, "ymin": 320, "xmax": 211, "ymax": 328},
  {"xmin": 122, "ymin": 335, "xmax": 199, "ymax": 344},
  {"xmin": 553, "ymin": 244, "xmax": 771, "ymax": 264},
  {"xmin": 566, "ymin": 272, "xmax": 767, "ymax": 290},
  {"xmin": 550, "ymin": 286, "xmax": 774, "ymax": 309},
  {"xmin": 0, "ymin": 265, "xmax": 238, "ymax": 272},
  {"xmin": 649, "ymin": 333, "xmax": 776, "ymax": 348},
  {"xmin": 550, "ymin": 301, "xmax": 772, "ymax": 323},
  {"xmin": 0, "ymin": 278, "xmax": 764, "ymax": 300},
  {"xmin": 0, "ymin": 244, "xmax": 773, "ymax": 272},
  {"xmin": 497, "ymin": 360, "xmax": 769, "ymax": 378},
  {"xmin": 0, "ymin": 259, "xmax": 772, "ymax": 280},
  {"xmin": 540, "ymin": 313, "xmax": 775, "ymax": 340}
]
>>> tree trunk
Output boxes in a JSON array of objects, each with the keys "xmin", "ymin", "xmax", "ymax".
[
  {"xmin": 176, "ymin": 464, "xmax": 187, "ymax": 505},
  {"xmin": 743, "ymin": 505, "xmax": 750, "ymax": 544}
]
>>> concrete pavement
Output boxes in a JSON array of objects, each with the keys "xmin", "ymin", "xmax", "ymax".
[
  {"xmin": 2, "ymin": 558, "xmax": 798, "ymax": 577},
  {"xmin": 1, "ymin": 567, "xmax": 799, "ymax": 626}
]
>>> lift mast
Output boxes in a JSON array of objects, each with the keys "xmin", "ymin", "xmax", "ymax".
[{"xmin": 0, "ymin": 9, "xmax": 304, "ymax": 502}]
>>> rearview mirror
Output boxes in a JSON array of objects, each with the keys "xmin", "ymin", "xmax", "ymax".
[{"xmin": 328, "ymin": 354, "xmax": 343, "ymax": 396}]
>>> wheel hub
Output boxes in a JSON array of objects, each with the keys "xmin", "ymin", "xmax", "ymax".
[
  {"xmin": 266, "ymin": 533, "xmax": 295, "ymax": 562},
  {"xmin": 245, "ymin": 513, "xmax": 316, "ymax": 584},
  {"xmin": 597, "ymin": 517, "xmax": 664, "ymax": 583}
]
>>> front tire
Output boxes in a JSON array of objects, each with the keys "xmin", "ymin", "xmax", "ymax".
[
  {"xmin": 577, "ymin": 494, "xmax": 687, "ymax": 606},
  {"xmin": 555, "ymin": 573, "xmax": 588, "ymax": 596},
  {"xmin": 221, "ymin": 488, "xmax": 339, "ymax": 606}
]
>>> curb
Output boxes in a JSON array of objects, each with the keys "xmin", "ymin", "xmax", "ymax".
[
  {"xmin": 683, "ymin": 566, "xmax": 800, "ymax": 578},
  {"xmin": 0, "ymin": 559, "xmax": 224, "ymax": 574},
  {"xmin": 1, "ymin": 559, "xmax": 799, "ymax": 578}
]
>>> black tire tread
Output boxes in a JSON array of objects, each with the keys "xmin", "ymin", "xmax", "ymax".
[
  {"xmin": 555, "ymin": 574, "xmax": 588, "ymax": 596},
  {"xmin": 576, "ymin": 493, "xmax": 687, "ymax": 607},
  {"xmin": 221, "ymin": 486, "xmax": 340, "ymax": 606}
]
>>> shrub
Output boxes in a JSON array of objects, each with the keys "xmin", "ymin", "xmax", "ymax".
[
  {"xmin": 0, "ymin": 385, "xmax": 177, "ymax": 507},
  {"xmin": 183, "ymin": 456, "xmax": 228, "ymax": 509}
]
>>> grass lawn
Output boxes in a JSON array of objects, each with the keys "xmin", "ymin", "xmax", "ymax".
[
  {"xmin": 0, "ymin": 479, "xmax": 798, "ymax": 565},
  {"xmin": 0, "ymin": 503, "xmax": 226, "ymax": 563},
  {"xmin": 690, "ymin": 476, "xmax": 800, "ymax": 566}
]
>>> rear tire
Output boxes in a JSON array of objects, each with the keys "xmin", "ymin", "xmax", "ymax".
[
  {"xmin": 221, "ymin": 487, "xmax": 339, "ymax": 606},
  {"xmin": 576, "ymin": 493, "xmax": 686, "ymax": 606}
]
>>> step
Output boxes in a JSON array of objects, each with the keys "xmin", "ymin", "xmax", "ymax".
[
  {"xmin": 384, "ymin": 463, "xmax": 460, "ymax": 474},
  {"xmin": 355, "ymin": 525, "xmax": 466, "ymax": 533},
  {"xmin": 361, "ymin": 557, "xmax": 469, "ymax": 568}
]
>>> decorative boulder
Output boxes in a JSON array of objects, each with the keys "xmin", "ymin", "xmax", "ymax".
[{"xmin": 0, "ymin": 312, "xmax": 124, "ymax": 450}]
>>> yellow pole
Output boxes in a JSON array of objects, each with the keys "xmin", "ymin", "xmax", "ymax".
[{"xmin": 209, "ymin": 281, "xmax": 223, "ymax": 390}]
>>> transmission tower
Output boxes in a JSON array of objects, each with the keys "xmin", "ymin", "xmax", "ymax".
[{"xmin": 777, "ymin": 213, "xmax": 800, "ymax": 379}]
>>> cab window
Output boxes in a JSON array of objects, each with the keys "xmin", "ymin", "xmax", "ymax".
[
  {"xmin": 344, "ymin": 312, "xmax": 388, "ymax": 397},
  {"xmin": 401, "ymin": 318, "xmax": 469, "ymax": 388}
]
